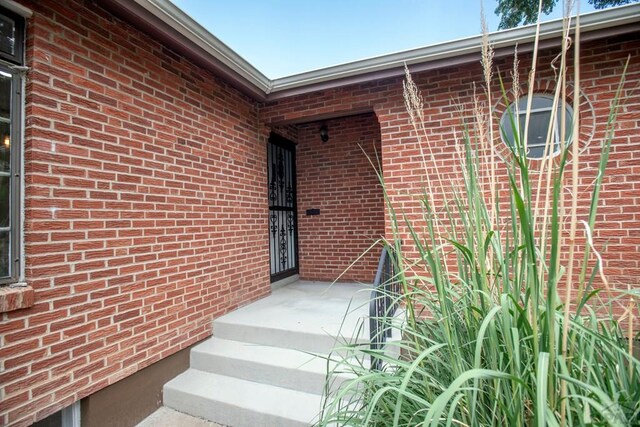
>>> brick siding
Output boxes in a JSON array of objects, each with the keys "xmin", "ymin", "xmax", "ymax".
[
  {"xmin": 295, "ymin": 113, "xmax": 384, "ymax": 282},
  {"xmin": 0, "ymin": 1, "xmax": 270, "ymax": 425},
  {"xmin": 1, "ymin": 0, "xmax": 639, "ymax": 424}
]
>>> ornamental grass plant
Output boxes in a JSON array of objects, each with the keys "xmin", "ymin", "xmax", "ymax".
[{"xmin": 318, "ymin": 2, "xmax": 640, "ymax": 426}]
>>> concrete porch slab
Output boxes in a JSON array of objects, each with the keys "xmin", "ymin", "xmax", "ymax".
[{"xmin": 213, "ymin": 281, "xmax": 372, "ymax": 353}]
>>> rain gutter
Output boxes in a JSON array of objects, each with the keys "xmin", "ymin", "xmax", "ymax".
[
  {"xmin": 101, "ymin": 1, "xmax": 640, "ymax": 101},
  {"xmin": 101, "ymin": 0, "xmax": 272, "ymax": 100}
]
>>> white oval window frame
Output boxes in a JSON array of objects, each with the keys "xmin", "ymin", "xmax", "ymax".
[
  {"xmin": 492, "ymin": 80, "xmax": 595, "ymax": 165},
  {"xmin": 499, "ymin": 94, "xmax": 574, "ymax": 160}
]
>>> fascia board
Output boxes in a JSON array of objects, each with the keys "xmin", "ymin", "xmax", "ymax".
[
  {"xmin": 269, "ymin": 3, "xmax": 640, "ymax": 94},
  {"xmin": 106, "ymin": 1, "xmax": 639, "ymax": 99},
  {"xmin": 131, "ymin": 0, "xmax": 272, "ymax": 93}
]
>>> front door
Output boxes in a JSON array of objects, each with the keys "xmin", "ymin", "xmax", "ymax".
[{"xmin": 267, "ymin": 134, "xmax": 299, "ymax": 282}]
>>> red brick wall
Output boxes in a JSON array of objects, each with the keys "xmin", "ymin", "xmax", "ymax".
[
  {"xmin": 261, "ymin": 34, "xmax": 640, "ymax": 300},
  {"xmin": 295, "ymin": 113, "xmax": 384, "ymax": 282},
  {"xmin": 1, "ymin": 2, "xmax": 639, "ymax": 424},
  {"xmin": 0, "ymin": 1, "xmax": 270, "ymax": 425}
]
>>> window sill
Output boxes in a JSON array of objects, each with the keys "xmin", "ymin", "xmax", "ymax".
[{"xmin": 0, "ymin": 283, "xmax": 34, "ymax": 313}]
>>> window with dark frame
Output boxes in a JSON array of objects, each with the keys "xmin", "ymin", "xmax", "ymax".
[
  {"xmin": 0, "ymin": 5, "xmax": 24, "ymax": 285},
  {"xmin": 500, "ymin": 95, "xmax": 573, "ymax": 159}
]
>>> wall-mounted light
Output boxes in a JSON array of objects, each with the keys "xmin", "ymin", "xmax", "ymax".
[
  {"xmin": 3, "ymin": 134, "xmax": 9, "ymax": 147},
  {"xmin": 319, "ymin": 124, "xmax": 329, "ymax": 143}
]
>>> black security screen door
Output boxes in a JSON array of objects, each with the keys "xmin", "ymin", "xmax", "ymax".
[{"xmin": 268, "ymin": 134, "xmax": 299, "ymax": 282}]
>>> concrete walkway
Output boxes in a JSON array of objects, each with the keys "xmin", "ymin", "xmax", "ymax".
[{"xmin": 136, "ymin": 407, "xmax": 225, "ymax": 427}]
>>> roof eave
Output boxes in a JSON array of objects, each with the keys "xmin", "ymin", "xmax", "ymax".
[
  {"xmin": 267, "ymin": 4, "xmax": 640, "ymax": 99},
  {"xmin": 102, "ymin": 1, "xmax": 640, "ymax": 101},
  {"xmin": 101, "ymin": 0, "xmax": 272, "ymax": 100}
]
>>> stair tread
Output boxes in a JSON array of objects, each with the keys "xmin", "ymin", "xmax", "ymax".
[
  {"xmin": 213, "ymin": 282, "xmax": 372, "ymax": 351},
  {"xmin": 164, "ymin": 369, "xmax": 323, "ymax": 426}
]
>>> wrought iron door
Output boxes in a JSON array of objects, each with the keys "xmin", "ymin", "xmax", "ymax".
[{"xmin": 268, "ymin": 134, "xmax": 298, "ymax": 282}]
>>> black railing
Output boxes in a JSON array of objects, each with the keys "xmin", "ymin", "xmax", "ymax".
[{"xmin": 369, "ymin": 246, "xmax": 400, "ymax": 370}]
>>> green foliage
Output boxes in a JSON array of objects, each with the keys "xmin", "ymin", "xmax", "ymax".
[
  {"xmin": 496, "ymin": 0, "xmax": 637, "ymax": 29},
  {"xmin": 317, "ymin": 11, "xmax": 640, "ymax": 427}
]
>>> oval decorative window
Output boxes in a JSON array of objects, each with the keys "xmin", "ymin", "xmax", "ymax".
[{"xmin": 500, "ymin": 95, "xmax": 573, "ymax": 159}]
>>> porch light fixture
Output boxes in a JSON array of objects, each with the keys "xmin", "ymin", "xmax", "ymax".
[
  {"xmin": 3, "ymin": 134, "xmax": 8, "ymax": 147},
  {"xmin": 319, "ymin": 124, "xmax": 329, "ymax": 143}
]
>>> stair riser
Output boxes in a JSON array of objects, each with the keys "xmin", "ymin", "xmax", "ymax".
[
  {"xmin": 191, "ymin": 351, "xmax": 354, "ymax": 395},
  {"xmin": 213, "ymin": 321, "xmax": 367, "ymax": 354}
]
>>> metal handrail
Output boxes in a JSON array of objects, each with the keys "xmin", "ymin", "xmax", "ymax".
[{"xmin": 369, "ymin": 246, "xmax": 399, "ymax": 370}]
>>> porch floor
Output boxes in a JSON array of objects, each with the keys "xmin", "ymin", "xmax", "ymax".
[{"xmin": 215, "ymin": 280, "xmax": 372, "ymax": 349}]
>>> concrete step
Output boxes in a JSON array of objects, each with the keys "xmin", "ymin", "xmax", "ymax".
[
  {"xmin": 212, "ymin": 283, "xmax": 371, "ymax": 354},
  {"xmin": 214, "ymin": 317, "xmax": 364, "ymax": 354},
  {"xmin": 190, "ymin": 337, "xmax": 358, "ymax": 395},
  {"xmin": 162, "ymin": 282, "xmax": 404, "ymax": 426},
  {"xmin": 163, "ymin": 369, "xmax": 323, "ymax": 427}
]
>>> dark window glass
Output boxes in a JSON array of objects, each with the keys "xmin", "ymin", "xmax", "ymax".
[
  {"xmin": 0, "ymin": 6, "xmax": 22, "ymax": 65},
  {"xmin": 0, "ymin": 230, "xmax": 8, "ymax": 277},
  {"xmin": 0, "ymin": 121, "xmax": 8, "ymax": 172},
  {"xmin": 0, "ymin": 14, "xmax": 15, "ymax": 57},
  {"xmin": 0, "ymin": 71, "xmax": 11, "ymax": 118},
  {"xmin": 0, "ymin": 72, "xmax": 11, "ymax": 174},
  {"xmin": 0, "ymin": 175, "xmax": 8, "ymax": 228}
]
